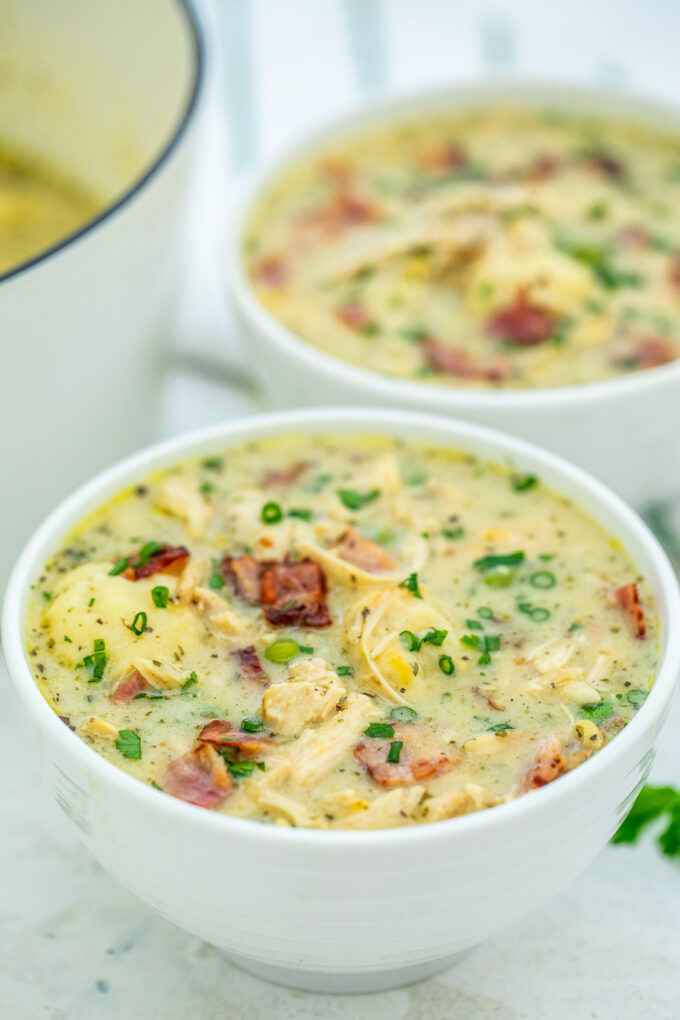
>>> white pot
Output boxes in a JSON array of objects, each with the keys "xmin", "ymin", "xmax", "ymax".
[
  {"xmin": 0, "ymin": 0, "xmax": 205, "ymax": 584},
  {"xmin": 3, "ymin": 407, "xmax": 679, "ymax": 994},
  {"xmin": 227, "ymin": 81, "xmax": 680, "ymax": 509}
]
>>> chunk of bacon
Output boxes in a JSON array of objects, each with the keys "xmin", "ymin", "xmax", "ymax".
[
  {"xmin": 111, "ymin": 670, "xmax": 150, "ymax": 704},
  {"xmin": 627, "ymin": 335, "xmax": 676, "ymax": 371},
  {"xmin": 260, "ymin": 558, "xmax": 331, "ymax": 627},
  {"xmin": 418, "ymin": 142, "xmax": 468, "ymax": 175},
  {"xmin": 261, "ymin": 461, "xmax": 309, "ymax": 487},
  {"xmin": 231, "ymin": 645, "xmax": 270, "ymax": 686},
  {"xmin": 198, "ymin": 719, "xmax": 273, "ymax": 756},
  {"xmin": 485, "ymin": 289, "xmax": 557, "ymax": 347},
  {"xmin": 522, "ymin": 735, "xmax": 567, "ymax": 792},
  {"xmin": 422, "ymin": 336, "xmax": 511, "ymax": 383},
  {"xmin": 252, "ymin": 254, "xmax": 288, "ymax": 287},
  {"xmin": 582, "ymin": 150, "xmax": 626, "ymax": 180},
  {"xmin": 334, "ymin": 527, "xmax": 394, "ymax": 572},
  {"xmin": 298, "ymin": 188, "xmax": 380, "ymax": 241},
  {"xmin": 221, "ymin": 555, "xmax": 262, "ymax": 605},
  {"xmin": 524, "ymin": 153, "xmax": 561, "ymax": 182},
  {"xmin": 162, "ymin": 744, "xmax": 232, "ymax": 809},
  {"xmin": 335, "ymin": 302, "xmax": 372, "ymax": 331},
  {"xmin": 616, "ymin": 582, "xmax": 646, "ymax": 639},
  {"xmin": 124, "ymin": 544, "xmax": 190, "ymax": 581},
  {"xmin": 355, "ymin": 723, "xmax": 458, "ymax": 788}
]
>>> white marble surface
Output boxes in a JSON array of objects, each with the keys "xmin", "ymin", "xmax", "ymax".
[{"xmin": 4, "ymin": 2, "xmax": 680, "ymax": 1015}]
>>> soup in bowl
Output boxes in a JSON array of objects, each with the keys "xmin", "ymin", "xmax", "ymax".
[
  {"xmin": 3, "ymin": 408, "xmax": 679, "ymax": 991},
  {"xmin": 229, "ymin": 83, "xmax": 680, "ymax": 506}
]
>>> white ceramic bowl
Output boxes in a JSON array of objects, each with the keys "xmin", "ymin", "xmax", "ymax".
[
  {"xmin": 3, "ymin": 407, "xmax": 680, "ymax": 993},
  {"xmin": 0, "ymin": 0, "xmax": 204, "ymax": 585},
  {"xmin": 228, "ymin": 81, "xmax": 680, "ymax": 509}
]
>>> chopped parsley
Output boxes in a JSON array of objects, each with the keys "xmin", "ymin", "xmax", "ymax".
[
  {"xmin": 208, "ymin": 571, "xmax": 225, "ymax": 590},
  {"xmin": 115, "ymin": 729, "xmax": 141, "ymax": 760},
  {"xmin": 398, "ymin": 572, "xmax": 423, "ymax": 599},
  {"xmin": 390, "ymin": 706, "xmax": 418, "ymax": 723},
  {"xmin": 581, "ymin": 699, "xmax": 614, "ymax": 723},
  {"xmin": 81, "ymin": 638, "xmax": 107, "ymax": 683},
  {"xmin": 422, "ymin": 627, "xmax": 447, "ymax": 646},
  {"xmin": 511, "ymin": 474, "xmax": 538, "ymax": 492}
]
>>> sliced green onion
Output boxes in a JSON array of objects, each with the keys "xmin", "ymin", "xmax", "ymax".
[
  {"xmin": 439, "ymin": 654, "xmax": 455, "ymax": 675},
  {"xmin": 390, "ymin": 706, "xmax": 418, "ymax": 723},
  {"xmin": 336, "ymin": 665, "xmax": 354, "ymax": 677},
  {"xmin": 442, "ymin": 526, "xmax": 465, "ymax": 540},
  {"xmin": 261, "ymin": 502, "xmax": 283, "ymax": 524},
  {"xmin": 364, "ymin": 723, "xmax": 395, "ymax": 738},
  {"xmin": 202, "ymin": 456, "xmax": 223, "ymax": 470},
  {"xmin": 387, "ymin": 740, "xmax": 403, "ymax": 764},
  {"xmin": 423, "ymin": 627, "xmax": 448, "ymax": 646},
  {"xmin": 530, "ymin": 570, "xmax": 556, "ymax": 589},
  {"xmin": 241, "ymin": 718, "xmax": 264, "ymax": 733},
  {"xmin": 530, "ymin": 607, "xmax": 551, "ymax": 622},
  {"xmin": 478, "ymin": 607, "xmax": 494, "ymax": 619},
  {"xmin": 627, "ymin": 689, "xmax": 647, "ymax": 709},
  {"xmin": 208, "ymin": 571, "xmax": 225, "ymax": 590},
  {"xmin": 511, "ymin": 474, "xmax": 538, "ymax": 492},
  {"xmin": 129, "ymin": 612, "xmax": 147, "ymax": 636},
  {"xmin": 400, "ymin": 630, "xmax": 422, "ymax": 652},
  {"xmin": 264, "ymin": 639, "xmax": 299, "ymax": 663},
  {"xmin": 151, "ymin": 585, "xmax": 169, "ymax": 608},
  {"xmin": 109, "ymin": 557, "xmax": 129, "ymax": 576},
  {"xmin": 138, "ymin": 541, "xmax": 163, "ymax": 565},
  {"xmin": 465, "ymin": 619, "xmax": 483, "ymax": 630},
  {"xmin": 181, "ymin": 671, "xmax": 198, "ymax": 690},
  {"xmin": 474, "ymin": 551, "xmax": 525, "ymax": 571},
  {"xmin": 298, "ymin": 645, "xmax": 314, "ymax": 654},
  {"xmin": 229, "ymin": 761, "xmax": 256, "ymax": 777},
  {"xmin": 287, "ymin": 508, "xmax": 312, "ymax": 520},
  {"xmin": 337, "ymin": 488, "xmax": 381, "ymax": 511}
]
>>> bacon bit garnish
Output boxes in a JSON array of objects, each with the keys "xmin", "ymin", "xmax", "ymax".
[
  {"xmin": 298, "ymin": 189, "xmax": 380, "ymax": 240},
  {"xmin": 419, "ymin": 142, "xmax": 467, "ymax": 174},
  {"xmin": 421, "ymin": 336, "xmax": 511, "ymax": 383},
  {"xmin": 221, "ymin": 555, "xmax": 262, "ymax": 605},
  {"xmin": 582, "ymin": 150, "xmax": 626, "ymax": 180},
  {"xmin": 260, "ymin": 559, "xmax": 331, "ymax": 627},
  {"xmin": 162, "ymin": 744, "xmax": 232, "ymax": 809},
  {"xmin": 111, "ymin": 670, "xmax": 150, "ymax": 704},
  {"xmin": 252, "ymin": 254, "xmax": 288, "ymax": 287},
  {"xmin": 124, "ymin": 544, "xmax": 189, "ymax": 581},
  {"xmin": 231, "ymin": 645, "xmax": 270, "ymax": 686},
  {"xmin": 355, "ymin": 723, "xmax": 457, "ymax": 788},
  {"xmin": 198, "ymin": 719, "xmax": 273, "ymax": 755},
  {"xmin": 616, "ymin": 582, "xmax": 646, "ymax": 639},
  {"xmin": 485, "ymin": 289, "xmax": 557, "ymax": 347},
  {"xmin": 522, "ymin": 735, "xmax": 567, "ymax": 792},
  {"xmin": 334, "ymin": 527, "xmax": 394, "ymax": 572},
  {"xmin": 524, "ymin": 153, "xmax": 561, "ymax": 181},
  {"xmin": 335, "ymin": 302, "xmax": 372, "ymax": 331},
  {"xmin": 627, "ymin": 335, "xmax": 676, "ymax": 371},
  {"xmin": 261, "ymin": 461, "xmax": 309, "ymax": 487}
]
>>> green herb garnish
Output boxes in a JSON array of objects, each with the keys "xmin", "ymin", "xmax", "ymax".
[
  {"xmin": 438, "ymin": 655, "xmax": 455, "ymax": 675},
  {"xmin": 364, "ymin": 723, "xmax": 395, "ymax": 739},
  {"xmin": 261, "ymin": 501, "xmax": 283, "ymax": 524},
  {"xmin": 390, "ymin": 706, "xmax": 418, "ymax": 723},
  {"xmin": 423, "ymin": 627, "xmax": 447, "ymax": 646},
  {"xmin": 627, "ymin": 689, "xmax": 647, "ymax": 709},
  {"xmin": 82, "ymin": 638, "xmax": 107, "ymax": 683},
  {"xmin": 511, "ymin": 474, "xmax": 538, "ymax": 492},
  {"xmin": 181, "ymin": 671, "xmax": 198, "ymax": 691},
  {"xmin": 298, "ymin": 645, "xmax": 314, "ymax": 654},
  {"xmin": 116, "ymin": 729, "xmax": 141, "ymax": 760},
  {"xmin": 287, "ymin": 508, "xmax": 313, "ymax": 520},
  {"xmin": 129, "ymin": 611, "xmax": 147, "ymax": 636},
  {"xmin": 336, "ymin": 665, "xmax": 354, "ymax": 677},
  {"xmin": 387, "ymin": 741, "xmax": 403, "ymax": 764},
  {"xmin": 398, "ymin": 572, "xmax": 423, "ymax": 599},
  {"xmin": 474, "ymin": 551, "xmax": 525, "ymax": 571},
  {"xmin": 612, "ymin": 785, "xmax": 680, "ymax": 857},
  {"xmin": 400, "ymin": 630, "xmax": 422, "ymax": 652},
  {"xmin": 229, "ymin": 761, "xmax": 256, "ymax": 777},
  {"xmin": 442, "ymin": 526, "xmax": 465, "ymax": 540},
  {"xmin": 337, "ymin": 488, "xmax": 381, "ymax": 511},
  {"xmin": 109, "ymin": 558, "xmax": 129, "ymax": 576},
  {"xmin": 209, "ymin": 572, "xmax": 225, "ymax": 590},
  {"xmin": 151, "ymin": 585, "xmax": 170, "ymax": 608},
  {"xmin": 530, "ymin": 570, "xmax": 556, "ymax": 589},
  {"xmin": 241, "ymin": 718, "xmax": 264, "ymax": 733},
  {"xmin": 264, "ymin": 639, "xmax": 299, "ymax": 664},
  {"xmin": 581, "ymin": 699, "xmax": 614, "ymax": 722}
]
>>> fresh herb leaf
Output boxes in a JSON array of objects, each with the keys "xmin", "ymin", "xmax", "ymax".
[
  {"xmin": 336, "ymin": 665, "xmax": 354, "ymax": 677},
  {"xmin": 511, "ymin": 474, "xmax": 538, "ymax": 492},
  {"xmin": 241, "ymin": 718, "xmax": 264, "ymax": 733},
  {"xmin": 229, "ymin": 761, "xmax": 256, "ymax": 777},
  {"xmin": 116, "ymin": 729, "xmax": 141, "ymax": 760},
  {"xmin": 612, "ymin": 785, "xmax": 680, "ymax": 857},
  {"xmin": 82, "ymin": 638, "xmax": 107, "ymax": 683},
  {"xmin": 422, "ymin": 627, "xmax": 448, "ymax": 646},
  {"xmin": 298, "ymin": 645, "xmax": 314, "ymax": 654},
  {"xmin": 109, "ymin": 558, "xmax": 129, "ymax": 576},
  {"xmin": 581, "ymin": 699, "xmax": 614, "ymax": 722},
  {"xmin": 390, "ymin": 706, "xmax": 418, "ymax": 723},
  {"xmin": 208, "ymin": 571, "xmax": 225, "ymax": 590},
  {"xmin": 474, "ymin": 551, "xmax": 525, "ymax": 571},
  {"xmin": 627, "ymin": 689, "xmax": 647, "ymax": 709},
  {"xmin": 181, "ymin": 671, "xmax": 198, "ymax": 691}
]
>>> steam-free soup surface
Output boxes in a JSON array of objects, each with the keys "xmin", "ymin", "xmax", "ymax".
[
  {"xmin": 0, "ymin": 146, "xmax": 98, "ymax": 275},
  {"xmin": 246, "ymin": 107, "xmax": 680, "ymax": 389},
  {"xmin": 27, "ymin": 436, "xmax": 657, "ymax": 830}
]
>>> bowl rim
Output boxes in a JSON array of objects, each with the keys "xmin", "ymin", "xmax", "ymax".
[
  {"xmin": 0, "ymin": 0, "xmax": 205, "ymax": 289},
  {"xmin": 3, "ymin": 406, "xmax": 680, "ymax": 848},
  {"xmin": 227, "ymin": 77, "xmax": 680, "ymax": 410}
]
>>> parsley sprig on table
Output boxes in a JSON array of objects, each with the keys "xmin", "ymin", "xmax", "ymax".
[{"xmin": 612, "ymin": 785, "xmax": 680, "ymax": 857}]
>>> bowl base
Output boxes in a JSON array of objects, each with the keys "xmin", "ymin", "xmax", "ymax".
[{"xmin": 225, "ymin": 948, "xmax": 472, "ymax": 994}]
